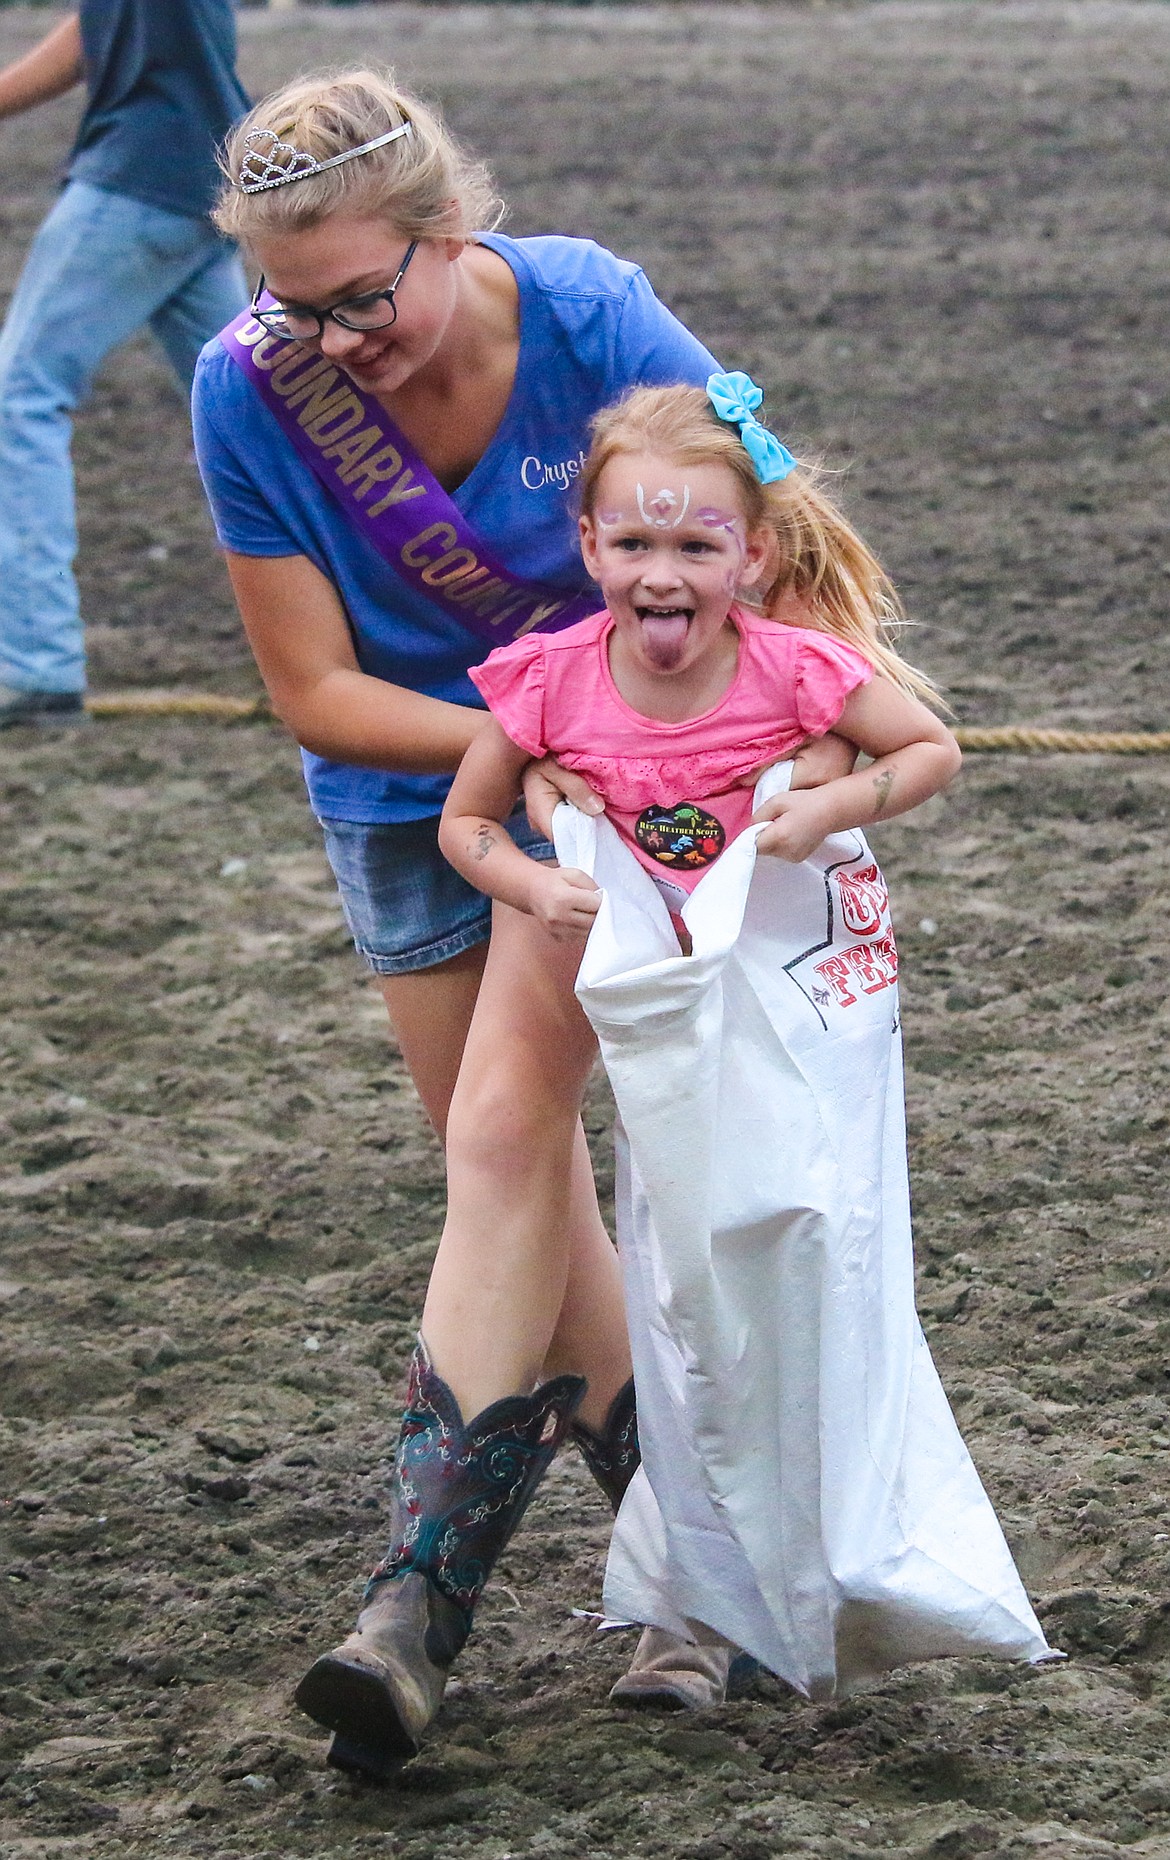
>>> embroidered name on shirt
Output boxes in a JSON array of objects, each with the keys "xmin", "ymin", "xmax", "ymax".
[{"xmin": 521, "ymin": 451, "xmax": 587, "ymax": 491}]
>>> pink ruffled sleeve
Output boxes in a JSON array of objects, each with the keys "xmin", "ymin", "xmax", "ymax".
[
  {"xmin": 467, "ymin": 636, "xmax": 548, "ymax": 759},
  {"xmin": 793, "ymin": 632, "xmax": 873, "ymax": 739}
]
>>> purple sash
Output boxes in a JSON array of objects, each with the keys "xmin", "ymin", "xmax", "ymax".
[{"xmin": 221, "ymin": 308, "xmax": 597, "ymax": 646}]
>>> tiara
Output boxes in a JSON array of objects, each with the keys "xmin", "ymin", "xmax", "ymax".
[{"xmin": 237, "ymin": 120, "xmax": 413, "ymax": 195}]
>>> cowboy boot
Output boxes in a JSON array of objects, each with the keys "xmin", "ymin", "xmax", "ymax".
[
  {"xmin": 294, "ymin": 1338, "xmax": 585, "ymax": 1779},
  {"xmin": 570, "ymin": 1379, "xmax": 752, "ymax": 1711},
  {"xmin": 609, "ymin": 1622, "xmax": 741, "ymax": 1711},
  {"xmin": 569, "ymin": 1375, "xmax": 639, "ymax": 1511}
]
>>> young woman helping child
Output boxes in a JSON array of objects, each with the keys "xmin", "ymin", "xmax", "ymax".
[
  {"xmin": 221, "ymin": 70, "xmax": 870, "ymax": 1773},
  {"xmin": 440, "ymin": 376, "xmax": 1052, "ymax": 1705}
]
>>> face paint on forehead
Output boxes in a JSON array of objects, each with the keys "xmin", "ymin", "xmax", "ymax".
[
  {"xmin": 636, "ymin": 483, "xmax": 691, "ymax": 529},
  {"xmin": 694, "ymin": 506, "xmax": 748, "ymax": 539},
  {"xmin": 592, "ymin": 492, "xmax": 748, "ymax": 546}
]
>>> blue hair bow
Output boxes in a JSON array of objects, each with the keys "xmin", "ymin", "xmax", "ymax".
[{"xmin": 706, "ymin": 371, "xmax": 798, "ymax": 485}]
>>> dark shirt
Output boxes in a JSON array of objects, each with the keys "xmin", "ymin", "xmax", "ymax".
[{"xmin": 69, "ymin": 0, "xmax": 249, "ymax": 221}]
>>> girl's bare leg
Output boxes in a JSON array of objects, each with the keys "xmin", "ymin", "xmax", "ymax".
[{"xmin": 419, "ymin": 902, "xmax": 632, "ymax": 1428}]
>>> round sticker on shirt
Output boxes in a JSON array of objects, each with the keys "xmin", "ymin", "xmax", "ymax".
[{"xmin": 634, "ymin": 803, "xmax": 725, "ymax": 870}]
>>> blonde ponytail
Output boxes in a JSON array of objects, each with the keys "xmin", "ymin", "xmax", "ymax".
[{"xmin": 758, "ymin": 466, "xmax": 941, "ymax": 706}]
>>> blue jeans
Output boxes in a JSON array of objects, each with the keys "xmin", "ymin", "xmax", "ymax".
[{"xmin": 0, "ymin": 181, "xmax": 247, "ymax": 695}]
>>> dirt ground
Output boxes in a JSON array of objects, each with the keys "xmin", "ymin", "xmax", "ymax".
[{"xmin": 3, "ymin": 3, "xmax": 1170, "ymax": 1855}]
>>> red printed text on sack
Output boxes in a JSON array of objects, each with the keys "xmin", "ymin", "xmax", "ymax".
[
  {"xmin": 814, "ymin": 934, "xmax": 899, "ymax": 1008},
  {"xmin": 836, "ymin": 863, "xmax": 890, "ymax": 938}
]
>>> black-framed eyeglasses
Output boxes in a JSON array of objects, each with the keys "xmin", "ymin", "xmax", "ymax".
[{"xmin": 250, "ymin": 240, "xmax": 420, "ymax": 342}]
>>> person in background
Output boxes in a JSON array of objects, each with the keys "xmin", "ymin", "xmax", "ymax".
[{"xmin": 0, "ymin": 2, "xmax": 249, "ymax": 728}]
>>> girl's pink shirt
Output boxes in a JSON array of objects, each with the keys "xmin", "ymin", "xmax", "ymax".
[{"xmin": 469, "ymin": 604, "xmax": 872, "ymax": 896}]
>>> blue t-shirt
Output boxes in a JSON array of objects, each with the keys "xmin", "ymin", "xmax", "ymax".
[
  {"xmin": 193, "ymin": 234, "xmax": 719, "ymax": 823},
  {"xmin": 69, "ymin": 0, "xmax": 249, "ymax": 221}
]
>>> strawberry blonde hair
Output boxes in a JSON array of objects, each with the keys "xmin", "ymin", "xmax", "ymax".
[{"xmin": 581, "ymin": 385, "xmax": 939, "ymax": 706}]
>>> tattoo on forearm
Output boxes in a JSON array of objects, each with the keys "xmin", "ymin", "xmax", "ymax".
[
  {"xmin": 872, "ymin": 769, "xmax": 895, "ymax": 815},
  {"xmin": 471, "ymin": 825, "xmax": 498, "ymax": 862}
]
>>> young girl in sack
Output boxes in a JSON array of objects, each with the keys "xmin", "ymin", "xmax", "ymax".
[
  {"xmin": 443, "ymin": 375, "xmax": 956, "ymax": 959},
  {"xmin": 439, "ymin": 378, "xmax": 1052, "ymax": 1703}
]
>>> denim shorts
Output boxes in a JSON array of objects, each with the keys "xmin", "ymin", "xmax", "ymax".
[{"xmin": 318, "ymin": 808, "xmax": 557, "ymax": 975}]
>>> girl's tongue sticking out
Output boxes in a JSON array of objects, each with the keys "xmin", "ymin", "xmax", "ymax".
[
  {"xmin": 580, "ymin": 451, "xmax": 772, "ymax": 708},
  {"xmin": 637, "ymin": 605, "xmax": 692, "ymax": 666}
]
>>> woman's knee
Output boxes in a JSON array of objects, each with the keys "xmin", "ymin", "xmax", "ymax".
[{"xmin": 446, "ymin": 1065, "xmax": 581, "ymax": 1180}]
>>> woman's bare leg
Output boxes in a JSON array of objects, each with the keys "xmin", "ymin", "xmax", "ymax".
[
  {"xmin": 352, "ymin": 923, "xmax": 717, "ymax": 1719},
  {"xmin": 420, "ymin": 902, "xmax": 631, "ymax": 1426},
  {"xmin": 374, "ymin": 923, "xmax": 631, "ymax": 1430},
  {"xmin": 539, "ymin": 1122, "xmax": 631, "ymax": 1424},
  {"xmin": 376, "ymin": 942, "xmax": 486, "ymax": 1140}
]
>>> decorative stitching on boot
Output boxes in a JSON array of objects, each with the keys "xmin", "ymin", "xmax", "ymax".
[
  {"xmin": 368, "ymin": 1344, "xmax": 585, "ymax": 1633},
  {"xmin": 570, "ymin": 1377, "xmax": 640, "ymax": 1513}
]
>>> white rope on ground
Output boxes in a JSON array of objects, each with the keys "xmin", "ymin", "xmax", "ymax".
[
  {"xmin": 953, "ymin": 726, "xmax": 1170, "ymax": 754},
  {"xmin": 84, "ymin": 691, "xmax": 269, "ymax": 719},
  {"xmin": 79, "ymin": 692, "xmax": 1170, "ymax": 753}
]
